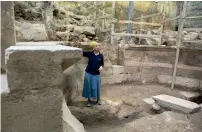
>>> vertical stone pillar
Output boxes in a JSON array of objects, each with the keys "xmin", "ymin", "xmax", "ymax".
[{"xmin": 1, "ymin": 1, "xmax": 16, "ymax": 72}]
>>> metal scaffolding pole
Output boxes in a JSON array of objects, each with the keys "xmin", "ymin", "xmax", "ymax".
[{"xmin": 125, "ymin": 1, "xmax": 134, "ymax": 44}]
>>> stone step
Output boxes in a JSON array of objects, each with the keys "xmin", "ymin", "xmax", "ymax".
[
  {"xmin": 179, "ymin": 91, "xmax": 201, "ymax": 101},
  {"xmin": 152, "ymin": 94, "xmax": 201, "ymax": 114}
]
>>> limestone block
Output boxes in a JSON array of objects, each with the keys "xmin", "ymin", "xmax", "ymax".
[
  {"xmin": 3, "ymin": 45, "xmax": 83, "ymax": 132},
  {"xmin": 74, "ymin": 26, "xmax": 95, "ymax": 36},
  {"xmin": 183, "ymin": 32, "xmax": 199, "ymax": 41},
  {"xmin": 112, "ymin": 65, "xmax": 124, "ymax": 75},
  {"xmin": 179, "ymin": 91, "xmax": 200, "ymax": 101},
  {"xmin": 101, "ymin": 73, "xmax": 141, "ymax": 85},
  {"xmin": 158, "ymin": 75, "xmax": 200, "ymax": 90},
  {"xmin": 143, "ymin": 98, "xmax": 155, "ymax": 105},
  {"xmin": 100, "ymin": 66, "xmax": 113, "ymax": 76},
  {"xmin": 62, "ymin": 99, "xmax": 86, "ymax": 132},
  {"xmin": 124, "ymin": 66, "xmax": 140, "ymax": 74},
  {"xmin": 5, "ymin": 45, "xmax": 82, "ymax": 91},
  {"xmin": 101, "ymin": 74, "xmax": 127, "ymax": 85},
  {"xmin": 16, "ymin": 21, "xmax": 48, "ymax": 41},
  {"xmin": 153, "ymin": 94, "xmax": 201, "ymax": 114}
]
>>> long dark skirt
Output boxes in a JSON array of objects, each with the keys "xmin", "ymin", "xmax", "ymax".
[{"xmin": 82, "ymin": 72, "xmax": 100, "ymax": 99}]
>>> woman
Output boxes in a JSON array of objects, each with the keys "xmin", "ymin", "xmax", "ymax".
[{"xmin": 82, "ymin": 41, "xmax": 104, "ymax": 107}]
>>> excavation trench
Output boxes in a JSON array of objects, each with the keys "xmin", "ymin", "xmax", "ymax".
[{"xmin": 67, "ymin": 82, "xmax": 186, "ymax": 131}]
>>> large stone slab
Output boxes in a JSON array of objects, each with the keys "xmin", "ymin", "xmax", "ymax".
[
  {"xmin": 5, "ymin": 45, "xmax": 82, "ymax": 91},
  {"xmin": 1, "ymin": 1, "xmax": 16, "ymax": 72},
  {"xmin": 179, "ymin": 91, "xmax": 201, "ymax": 101},
  {"xmin": 152, "ymin": 94, "xmax": 201, "ymax": 114},
  {"xmin": 15, "ymin": 21, "xmax": 48, "ymax": 41},
  {"xmin": 3, "ymin": 44, "xmax": 83, "ymax": 132},
  {"xmin": 112, "ymin": 65, "xmax": 124, "ymax": 74}
]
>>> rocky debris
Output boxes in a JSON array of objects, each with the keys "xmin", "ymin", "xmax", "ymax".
[
  {"xmin": 14, "ymin": 1, "xmax": 43, "ymax": 21},
  {"xmin": 151, "ymin": 103, "xmax": 161, "ymax": 111},
  {"xmin": 15, "ymin": 21, "xmax": 48, "ymax": 41},
  {"xmin": 183, "ymin": 31, "xmax": 199, "ymax": 41},
  {"xmin": 56, "ymin": 31, "xmax": 69, "ymax": 40},
  {"xmin": 74, "ymin": 26, "xmax": 95, "ymax": 36},
  {"xmin": 115, "ymin": 29, "xmax": 201, "ymax": 46},
  {"xmin": 143, "ymin": 98, "xmax": 161, "ymax": 111},
  {"xmin": 143, "ymin": 98, "xmax": 155, "ymax": 105},
  {"xmin": 68, "ymin": 98, "xmax": 142, "ymax": 124},
  {"xmin": 152, "ymin": 94, "xmax": 201, "ymax": 114},
  {"xmin": 199, "ymin": 33, "xmax": 202, "ymax": 40},
  {"xmin": 14, "ymin": 1, "xmax": 98, "ymax": 43},
  {"xmin": 117, "ymin": 112, "xmax": 194, "ymax": 132}
]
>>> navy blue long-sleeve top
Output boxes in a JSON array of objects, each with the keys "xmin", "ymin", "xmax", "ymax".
[{"xmin": 83, "ymin": 51, "xmax": 104, "ymax": 75}]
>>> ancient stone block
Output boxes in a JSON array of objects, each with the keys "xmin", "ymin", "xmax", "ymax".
[
  {"xmin": 3, "ymin": 45, "xmax": 83, "ymax": 132},
  {"xmin": 74, "ymin": 26, "xmax": 95, "ymax": 36},
  {"xmin": 158, "ymin": 75, "xmax": 200, "ymax": 90},
  {"xmin": 153, "ymin": 94, "xmax": 201, "ymax": 114},
  {"xmin": 5, "ymin": 45, "xmax": 82, "ymax": 91},
  {"xmin": 112, "ymin": 65, "xmax": 124, "ymax": 74},
  {"xmin": 16, "ymin": 21, "xmax": 48, "ymax": 41},
  {"xmin": 179, "ymin": 91, "xmax": 200, "ymax": 101}
]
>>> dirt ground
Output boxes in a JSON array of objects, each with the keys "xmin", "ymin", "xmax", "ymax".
[{"xmin": 69, "ymin": 82, "xmax": 192, "ymax": 132}]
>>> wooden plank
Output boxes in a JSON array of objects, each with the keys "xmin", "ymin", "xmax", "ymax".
[
  {"xmin": 117, "ymin": 20, "xmax": 161, "ymax": 26},
  {"xmin": 184, "ymin": 16, "xmax": 202, "ymax": 19},
  {"xmin": 183, "ymin": 28, "xmax": 202, "ymax": 32},
  {"xmin": 112, "ymin": 33, "xmax": 160, "ymax": 38},
  {"xmin": 134, "ymin": 13, "xmax": 161, "ymax": 20},
  {"xmin": 164, "ymin": 16, "xmax": 180, "ymax": 22},
  {"xmin": 94, "ymin": 14, "xmax": 112, "ymax": 20},
  {"xmin": 183, "ymin": 40, "xmax": 202, "ymax": 44},
  {"xmin": 171, "ymin": 1, "xmax": 187, "ymax": 89},
  {"xmin": 86, "ymin": 2, "xmax": 103, "ymax": 10}
]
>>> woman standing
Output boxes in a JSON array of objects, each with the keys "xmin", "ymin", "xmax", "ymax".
[{"xmin": 82, "ymin": 41, "xmax": 104, "ymax": 107}]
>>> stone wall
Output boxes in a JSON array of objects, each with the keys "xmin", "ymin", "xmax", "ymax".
[
  {"xmin": 184, "ymin": 1, "xmax": 202, "ymax": 28},
  {"xmin": 63, "ymin": 44, "xmax": 202, "ymax": 98},
  {"xmin": 1, "ymin": 1, "xmax": 16, "ymax": 72},
  {"xmin": 118, "ymin": 45, "xmax": 202, "ymax": 90}
]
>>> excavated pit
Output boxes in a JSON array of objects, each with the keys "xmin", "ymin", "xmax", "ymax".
[{"xmin": 67, "ymin": 82, "xmax": 187, "ymax": 130}]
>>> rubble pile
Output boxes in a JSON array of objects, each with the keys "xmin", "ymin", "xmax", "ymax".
[
  {"xmin": 14, "ymin": 1, "xmax": 99, "ymax": 45},
  {"xmin": 115, "ymin": 29, "xmax": 202, "ymax": 46}
]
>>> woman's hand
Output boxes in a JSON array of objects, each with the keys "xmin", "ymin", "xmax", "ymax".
[{"xmin": 98, "ymin": 66, "xmax": 103, "ymax": 72}]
